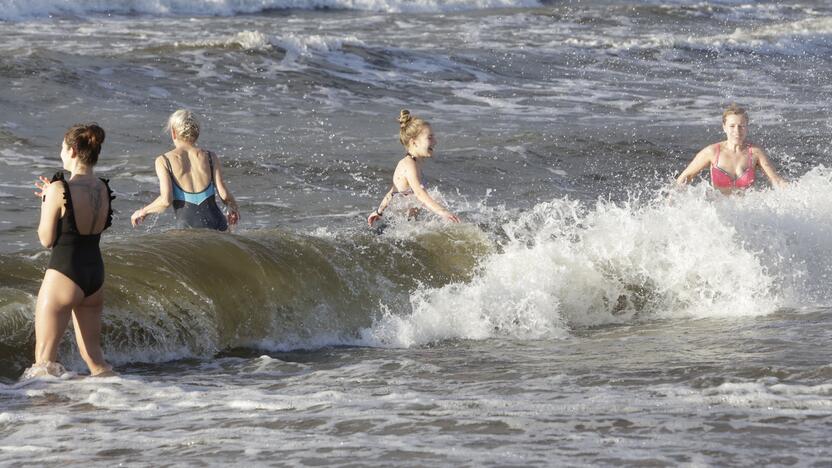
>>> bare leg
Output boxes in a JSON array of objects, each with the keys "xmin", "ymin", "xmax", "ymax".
[
  {"xmin": 34, "ymin": 269, "xmax": 83, "ymax": 366},
  {"xmin": 71, "ymin": 287, "xmax": 112, "ymax": 376}
]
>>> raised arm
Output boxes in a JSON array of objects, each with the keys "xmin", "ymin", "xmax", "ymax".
[
  {"xmin": 676, "ymin": 145, "xmax": 715, "ymax": 186},
  {"xmin": 754, "ymin": 146, "xmax": 787, "ymax": 189},
  {"xmin": 131, "ymin": 156, "xmax": 173, "ymax": 227},
  {"xmin": 210, "ymin": 152, "xmax": 240, "ymax": 225}
]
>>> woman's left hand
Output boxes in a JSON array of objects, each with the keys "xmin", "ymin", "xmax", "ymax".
[
  {"xmin": 33, "ymin": 176, "xmax": 51, "ymax": 199},
  {"xmin": 130, "ymin": 209, "xmax": 146, "ymax": 227}
]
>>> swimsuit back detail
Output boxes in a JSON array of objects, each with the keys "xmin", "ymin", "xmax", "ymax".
[
  {"xmin": 163, "ymin": 152, "xmax": 217, "ymax": 204},
  {"xmin": 162, "ymin": 152, "xmax": 228, "ymax": 231},
  {"xmin": 47, "ymin": 172, "xmax": 114, "ymax": 297},
  {"xmin": 710, "ymin": 143, "xmax": 755, "ymax": 189}
]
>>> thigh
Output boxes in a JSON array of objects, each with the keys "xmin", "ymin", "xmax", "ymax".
[
  {"xmin": 37, "ymin": 269, "xmax": 84, "ymax": 313},
  {"xmin": 73, "ymin": 287, "xmax": 104, "ymax": 331}
]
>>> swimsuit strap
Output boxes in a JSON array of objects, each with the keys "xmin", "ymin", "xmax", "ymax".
[
  {"xmin": 207, "ymin": 151, "xmax": 216, "ymax": 185},
  {"xmin": 161, "ymin": 154, "xmax": 178, "ymax": 183},
  {"xmin": 100, "ymin": 177, "xmax": 115, "ymax": 230},
  {"xmin": 50, "ymin": 171, "xmax": 79, "ymax": 234},
  {"xmin": 714, "ymin": 143, "xmax": 754, "ymax": 169}
]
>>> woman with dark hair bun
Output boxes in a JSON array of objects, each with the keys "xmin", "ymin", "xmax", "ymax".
[{"xmin": 24, "ymin": 123, "xmax": 115, "ymax": 378}]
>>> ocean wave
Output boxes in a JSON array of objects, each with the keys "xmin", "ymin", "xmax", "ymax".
[
  {"xmin": 363, "ymin": 167, "xmax": 832, "ymax": 347},
  {"xmin": 0, "ymin": 0, "xmax": 542, "ymax": 21},
  {"xmin": 5, "ymin": 168, "xmax": 832, "ymax": 376},
  {"xmin": 563, "ymin": 16, "xmax": 832, "ymax": 56},
  {"xmin": 0, "ymin": 226, "xmax": 490, "ymax": 378}
]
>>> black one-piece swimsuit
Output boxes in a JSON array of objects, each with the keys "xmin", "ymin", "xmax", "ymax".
[{"xmin": 46, "ymin": 172, "xmax": 114, "ymax": 297}]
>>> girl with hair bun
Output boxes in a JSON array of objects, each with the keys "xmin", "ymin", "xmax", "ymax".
[
  {"xmin": 367, "ymin": 110, "xmax": 460, "ymax": 227},
  {"xmin": 26, "ymin": 123, "xmax": 115, "ymax": 378},
  {"xmin": 131, "ymin": 109, "xmax": 239, "ymax": 230}
]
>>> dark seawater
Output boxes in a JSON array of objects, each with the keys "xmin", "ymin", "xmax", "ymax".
[{"xmin": 1, "ymin": 0, "xmax": 832, "ymax": 465}]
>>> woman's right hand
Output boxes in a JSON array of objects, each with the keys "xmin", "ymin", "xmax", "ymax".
[
  {"xmin": 367, "ymin": 211, "xmax": 382, "ymax": 227},
  {"xmin": 33, "ymin": 175, "xmax": 51, "ymax": 199}
]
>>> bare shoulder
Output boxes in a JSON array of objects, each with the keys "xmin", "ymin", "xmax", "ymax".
[
  {"xmin": 396, "ymin": 156, "xmax": 416, "ymax": 171},
  {"xmin": 704, "ymin": 142, "xmax": 721, "ymax": 155},
  {"xmin": 694, "ymin": 143, "xmax": 718, "ymax": 162},
  {"xmin": 749, "ymin": 143, "xmax": 768, "ymax": 155},
  {"xmin": 46, "ymin": 178, "xmax": 65, "ymax": 198},
  {"xmin": 748, "ymin": 143, "xmax": 771, "ymax": 163}
]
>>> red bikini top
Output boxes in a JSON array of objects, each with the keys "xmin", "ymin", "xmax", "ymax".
[{"xmin": 710, "ymin": 143, "xmax": 755, "ymax": 189}]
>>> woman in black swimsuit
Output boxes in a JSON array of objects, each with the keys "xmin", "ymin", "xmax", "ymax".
[{"xmin": 25, "ymin": 124, "xmax": 115, "ymax": 378}]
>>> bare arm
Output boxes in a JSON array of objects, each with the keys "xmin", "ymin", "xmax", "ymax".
[
  {"xmin": 403, "ymin": 160, "xmax": 459, "ymax": 223},
  {"xmin": 367, "ymin": 186, "xmax": 395, "ymax": 227},
  {"xmin": 210, "ymin": 152, "xmax": 240, "ymax": 225},
  {"xmin": 676, "ymin": 146, "xmax": 715, "ymax": 186},
  {"xmin": 36, "ymin": 179, "xmax": 63, "ymax": 248},
  {"xmin": 754, "ymin": 146, "xmax": 787, "ymax": 189},
  {"xmin": 131, "ymin": 156, "xmax": 173, "ymax": 227}
]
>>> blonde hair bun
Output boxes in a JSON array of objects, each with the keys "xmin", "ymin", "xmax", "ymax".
[
  {"xmin": 398, "ymin": 109, "xmax": 412, "ymax": 129},
  {"xmin": 166, "ymin": 109, "xmax": 201, "ymax": 142},
  {"xmin": 397, "ymin": 109, "xmax": 429, "ymax": 147}
]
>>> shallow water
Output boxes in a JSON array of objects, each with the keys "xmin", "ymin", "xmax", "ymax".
[{"xmin": 1, "ymin": 0, "xmax": 832, "ymax": 465}]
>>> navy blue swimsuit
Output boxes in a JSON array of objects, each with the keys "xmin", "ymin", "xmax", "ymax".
[
  {"xmin": 47, "ymin": 172, "xmax": 114, "ymax": 297},
  {"xmin": 162, "ymin": 152, "xmax": 227, "ymax": 231}
]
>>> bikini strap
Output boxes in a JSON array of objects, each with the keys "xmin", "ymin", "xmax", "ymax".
[
  {"xmin": 713, "ymin": 143, "xmax": 721, "ymax": 165},
  {"xmin": 99, "ymin": 177, "xmax": 115, "ymax": 230},
  {"xmin": 747, "ymin": 144, "xmax": 754, "ymax": 165}
]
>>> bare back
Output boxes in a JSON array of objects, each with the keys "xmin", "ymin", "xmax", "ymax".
[
  {"xmin": 64, "ymin": 178, "xmax": 110, "ymax": 235},
  {"xmin": 164, "ymin": 147, "xmax": 214, "ymax": 192}
]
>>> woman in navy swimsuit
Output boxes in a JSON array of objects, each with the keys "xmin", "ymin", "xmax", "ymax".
[
  {"xmin": 131, "ymin": 109, "xmax": 239, "ymax": 230},
  {"xmin": 26, "ymin": 124, "xmax": 115, "ymax": 378}
]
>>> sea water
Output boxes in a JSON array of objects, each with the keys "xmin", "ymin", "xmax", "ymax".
[{"xmin": 1, "ymin": 0, "xmax": 831, "ymax": 465}]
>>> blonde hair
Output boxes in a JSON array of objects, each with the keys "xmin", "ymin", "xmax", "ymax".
[
  {"xmin": 166, "ymin": 109, "xmax": 200, "ymax": 142},
  {"xmin": 722, "ymin": 103, "xmax": 749, "ymax": 124},
  {"xmin": 398, "ymin": 109, "xmax": 429, "ymax": 147}
]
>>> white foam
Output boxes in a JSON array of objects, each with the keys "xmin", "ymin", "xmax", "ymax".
[
  {"xmin": 175, "ymin": 30, "xmax": 272, "ymax": 51},
  {"xmin": 561, "ymin": 16, "xmax": 832, "ymax": 57},
  {"xmin": 362, "ymin": 170, "xmax": 832, "ymax": 347}
]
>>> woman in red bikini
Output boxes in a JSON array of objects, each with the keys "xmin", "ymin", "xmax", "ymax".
[{"xmin": 676, "ymin": 104, "xmax": 787, "ymax": 194}]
